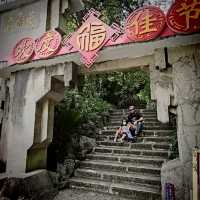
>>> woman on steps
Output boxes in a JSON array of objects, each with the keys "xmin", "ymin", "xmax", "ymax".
[{"xmin": 114, "ymin": 119, "xmax": 135, "ymax": 142}]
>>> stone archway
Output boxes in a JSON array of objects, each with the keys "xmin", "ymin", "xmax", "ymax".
[
  {"xmin": 3, "ymin": 62, "xmax": 78, "ymax": 175},
  {"xmin": 0, "ymin": 34, "xmax": 199, "ymax": 199}
]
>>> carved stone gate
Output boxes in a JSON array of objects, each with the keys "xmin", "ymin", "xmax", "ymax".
[
  {"xmin": 0, "ymin": 34, "xmax": 200, "ymax": 200},
  {"xmin": 0, "ymin": 0, "xmax": 200, "ymax": 199}
]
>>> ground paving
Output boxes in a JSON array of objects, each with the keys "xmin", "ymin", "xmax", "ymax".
[{"xmin": 54, "ymin": 189, "xmax": 130, "ymax": 200}]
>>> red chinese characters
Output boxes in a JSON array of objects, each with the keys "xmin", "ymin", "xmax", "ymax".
[
  {"xmin": 12, "ymin": 38, "xmax": 34, "ymax": 64},
  {"xmin": 35, "ymin": 30, "xmax": 61, "ymax": 58},
  {"xmin": 64, "ymin": 9, "xmax": 122, "ymax": 68},
  {"xmin": 125, "ymin": 6, "xmax": 166, "ymax": 42},
  {"xmin": 76, "ymin": 22, "xmax": 107, "ymax": 52},
  {"xmin": 10, "ymin": 4, "xmax": 200, "ymax": 67},
  {"xmin": 167, "ymin": 0, "xmax": 200, "ymax": 34}
]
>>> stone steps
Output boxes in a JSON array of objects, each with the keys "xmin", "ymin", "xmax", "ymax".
[
  {"xmin": 86, "ymin": 153, "xmax": 166, "ymax": 167},
  {"xmin": 79, "ymin": 160, "xmax": 161, "ymax": 175},
  {"xmin": 110, "ymin": 109, "xmax": 156, "ymax": 114},
  {"xmin": 97, "ymin": 136, "xmax": 171, "ymax": 146},
  {"xmin": 75, "ymin": 168, "xmax": 161, "ymax": 187},
  {"xmin": 137, "ymin": 136, "xmax": 171, "ymax": 143},
  {"xmin": 94, "ymin": 146, "xmax": 169, "ymax": 158},
  {"xmin": 108, "ymin": 122, "xmax": 172, "ymax": 129},
  {"xmin": 106, "ymin": 124, "xmax": 173, "ymax": 130},
  {"xmin": 110, "ymin": 112, "xmax": 157, "ymax": 116},
  {"xmin": 109, "ymin": 120, "xmax": 159, "ymax": 125},
  {"xmin": 110, "ymin": 116, "xmax": 157, "ymax": 121},
  {"xmin": 109, "ymin": 119, "xmax": 166, "ymax": 125},
  {"xmin": 68, "ymin": 108, "xmax": 174, "ymax": 199},
  {"xmin": 99, "ymin": 129, "xmax": 173, "ymax": 137},
  {"xmin": 96, "ymin": 141, "xmax": 170, "ymax": 150},
  {"xmin": 105, "ymin": 125, "xmax": 174, "ymax": 130},
  {"xmin": 69, "ymin": 177, "xmax": 161, "ymax": 200},
  {"xmin": 99, "ymin": 129, "xmax": 174, "ymax": 137},
  {"xmin": 110, "ymin": 117, "xmax": 159, "ymax": 122}
]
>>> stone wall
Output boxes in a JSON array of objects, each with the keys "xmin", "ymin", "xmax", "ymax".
[
  {"xmin": 150, "ymin": 60, "xmax": 174, "ymax": 123},
  {"xmin": 151, "ymin": 44, "xmax": 200, "ymax": 199},
  {"xmin": 1, "ymin": 62, "xmax": 77, "ymax": 175},
  {"xmin": 161, "ymin": 159, "xmax": 184, "ymax": 199},
  {"xmin": 170, "ymin": 44, "xmax": 200, "ymax": 199},
  {"xmin": 0, "ymin": 0, "xmax": 48, "ymax": 60}
]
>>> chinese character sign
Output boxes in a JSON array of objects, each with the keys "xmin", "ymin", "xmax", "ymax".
[
  {"xmin": 65, "ymin": 9, "xmax": 121, "ymax": 68},
  {"xmin": 77, "ymin": 22, "xmax": 106, "ymax": 51},
  {"xmin": 12, "ymin": 38, "xmax": 34, "ymax": 63},
  {"xmin": 167, "ymin": 0, "xmax": 200, "ymax": 33},
  {"xmin": 9, "ymin": 3, "xmax": 200, "ymax": 68},
  {"xmin": 125, "ymin": 6, "xmax": 166, "ymax": 42},
  {"xmin": 35, "ymin": 30, "xmax": 61, "ymax": 58}
]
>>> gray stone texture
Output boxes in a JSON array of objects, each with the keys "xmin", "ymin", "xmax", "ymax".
[
  {"xmin": 4, "ymin": 62, "xmax": 76, "ymax": 175},
  {"xmin": 150, "ymin": 55, "xmax": 173, "ymax": 123},
  {"xmin": 158, "ymin": 44, "xmax": 200, "ymax": 199},
  {"xmin": 79, "ymin": 136, "xmax": 96, "ymax": 153},
  {"xmin": 54, "ymin": 189, "xmax": 130, "ymax": 200},
  {"xmin": 0, "ymin": 3, "xmax": 199, "ymax": 197},
  {"xmin": 161, "ymin": 159, "xmax": 184, "ymax": 200},
  {"xmin": 0, "ymin": 0, "xmax": 48, "ymax": 60},
  {"xmin": 0, "ymin": 170, "xmax": 58, "ymax": 200}
]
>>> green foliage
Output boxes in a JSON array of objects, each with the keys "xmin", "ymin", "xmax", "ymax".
[
  {"xmin": 50, "ymin": 69, "xmax": 150, "ymax": 164},
  {"xmin": 63, "ymin": 0, "xmax": 144, "ymax": 33},
  {"xmin": 50, "ymin": 89, "xmax": 112, "ymax": 163},
  {"xmin": 63, "ymin": 88, "xmax": 112, "ymax": 122},
  {"xmin": 78, "ymin": 69, "xmax": 151, "ymax": 108},
  {"xmin": 49, "ymin": 109, "xmax": 82, "ymax": 163}
]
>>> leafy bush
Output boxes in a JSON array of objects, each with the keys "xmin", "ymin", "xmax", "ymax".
[
  {"xmin": 49, "ymin": 69, "xmax": 150, "ymax": 166},
  {"xmin": 48, "ymin": 89, "xmax": 112, "ymax": 166},
  {"xmin": 78, "ymin": 70, "xmax": 150, "ymax": 108},
  {"xmin": 63, "ymin": 88, "xmax": 112, "ymax": 123}
]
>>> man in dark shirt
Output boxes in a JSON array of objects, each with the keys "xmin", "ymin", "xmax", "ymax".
[{"xmin": 127, "ymin": 105, "xmax": 144, "ymax": 136}]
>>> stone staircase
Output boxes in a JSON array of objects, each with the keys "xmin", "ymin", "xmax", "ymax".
[{"xmin": 68, "ymin": 109, "xmax": 174, "ymax": 200}]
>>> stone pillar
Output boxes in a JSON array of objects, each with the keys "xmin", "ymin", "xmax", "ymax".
[
  {"xmin": 161, "ymin": 44, "xmax": 200, "ymax": 200},
  {"xmin": 33, "ymin": 99, "xmax": 55, "ymax": 143},
  {"xmin": 171, "ymin": 45, "xmax": 200, "ymax": 164},
  {"xmin": 150, "ymin": 48, "xmax": 174, "ymax": 123},
  {"xmin": 41, "ymin": 99, "xmax": 49, "ymax": 142},
  {"xmin": 5, "ymin": 62, "xmax": 77, "ymax": 175}
]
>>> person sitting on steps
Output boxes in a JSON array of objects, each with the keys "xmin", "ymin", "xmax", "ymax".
[
  {"xmin": 114, "ymin": 119, "xmax": 135, "ymax": 142},
  {"xmin": 127, "ymin": 105, "xmax": 144, "ymax": 137}
]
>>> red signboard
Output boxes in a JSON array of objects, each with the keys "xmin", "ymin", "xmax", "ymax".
[
  {"xmin": 9, "ymin": 1, "xmax": 200, "ymax": 68},
  {"xmin": 167, "ymin": 0, "xmax": 200, "ymax": 34},
  {"xmin": 12, "ymin": 38, "xmax": 34, "ymax": 64},
  {"xmin": 35, "ymin": 30, "xmax": 61, "ymax": 58},
  {"xmin": 63, "ymin": 9, "xmax": 122, "ymax": 68},
  {"xmin": 125, "ymin": 6, "xmax": 166, "ymax": 42}
]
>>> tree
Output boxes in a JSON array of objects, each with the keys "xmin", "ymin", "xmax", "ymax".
[{"xmin": 63, "ymin": 0, "xmax": 144, "ymax": 34}]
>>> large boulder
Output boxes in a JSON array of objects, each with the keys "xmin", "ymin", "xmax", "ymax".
[
  {"xmin": 80, "ymin": 136, "xmax": 96, "ymax": 153},
  {"xmin": 0, "ymin": 170, "xmax": 58, "ymax": 200},
  {"xmin": 0, "ymin": 178, "xmax": 23, "ymax": 199},
  {"xmin": 57, "ymin": 159, "xmax": 76, "ymax": 179}
]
